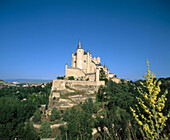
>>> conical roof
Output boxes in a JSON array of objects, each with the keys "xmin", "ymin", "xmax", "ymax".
[{"xmin": 77, "ymin": 40, "xmax": 82, "ymax": 49}]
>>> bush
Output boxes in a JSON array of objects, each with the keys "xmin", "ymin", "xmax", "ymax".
[
  {"xmin": 68, "ymin": 76, "xmax": 75, "ymax": 80},
  {"xmin": 63, "ymin": 109, "xmax": 70, "ymax": 121},
  {"xmin": 21, "ymin": 121, "xmax": 39, "ymax": 140},
  {"xmin": 38, "ymin": 121, "xmax": 52, "ymax": 138},
  {"xmin": 32, "ymin": 110, "xmax": 41, "ymax": 122},
  {"xmin": 50, "ymin": 107, "xmax": 61, "ymax": 121},
  {"xmin": 57, "ymin": 76, "xmax": 65, "ymax": 80}
]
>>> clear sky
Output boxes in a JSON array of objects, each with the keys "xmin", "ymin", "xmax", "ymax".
[{"xmin": 0, "ymin": 0, "xmax": 170, "ymax": 80}]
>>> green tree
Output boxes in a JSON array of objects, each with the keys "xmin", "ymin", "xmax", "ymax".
[
  {"xmin": 130, "ymin": 59, "xmax": 170, "ymax": 139},
  {"xmin": 63, "ymin": 108, "xmax": 70, "ymax": 122},
  {"xmin": 95, "ymin": 80, "xmax": 140, "ymax": 139},
  {"xmin": 50, "ymin": 107, "xmax": 61, "ymax": 121},
  {"xmin": 0, "ymin": 97, "xmax": 36, "ymax": 139},
  {"xmin": 82, "ymin": 98, "xmax": 97, "ymax": 114},
  {"xmin": 99, "ymin": 68, "xmax": 107, "ymax": 81},
  {"xmin": 21, "ymin": 121, "xmax": 39, "ymax": 140},
  {"xmin": 38, "ymin": 121, "xmax": 52, "ymax": 138},
  {"xmin": 57, "ymin": 76, "xmax": 65, "ymax": 80},
  {"xmin": 68, "ymin": 76, "xmax": 75, "ymax": 80},
  {"xmin": 61, "ymin": 105, "xmax": 93, "ymax": 139},
  {"xmin": 56, "ymin": 125, "xmax": 67, "ymax": 140},
  {"xmin": 32, "ymin": 110, "xmax": 41, "ymax": 123},
  {"xmin": 97, "ymin": 85, "xmax": 107, "ymax": 102}
]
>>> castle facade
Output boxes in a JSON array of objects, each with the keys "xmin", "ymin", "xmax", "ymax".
[{"xmin": 65, "ymin": 41, "xmax": 111, "ymax": 81}]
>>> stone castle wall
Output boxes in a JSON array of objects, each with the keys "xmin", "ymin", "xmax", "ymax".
[
  {"xmin": 85, "ymin": 73, "xmax": 96, "ymax": 81},
  {"xmin": 67, "ymin": 67, "xmax": 85, "ymax": 78},
  {"xmin": 52, "ymin": 79, "xmax": 105, "ymax": 92}
]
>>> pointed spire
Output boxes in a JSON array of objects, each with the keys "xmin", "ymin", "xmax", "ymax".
[
  {"xmin": 77, "ymin": 40, "xmax": 82, "ymax": 49},
  {"xmin": 104, "ymin": 64, "xmax": 106, "ymax": 68}
]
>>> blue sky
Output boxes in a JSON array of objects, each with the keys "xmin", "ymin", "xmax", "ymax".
[{"xmin": 0, "ymin": 0, "xmax": 170, "ymax": 80}]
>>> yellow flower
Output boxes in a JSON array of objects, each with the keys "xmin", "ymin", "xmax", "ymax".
[
  {"xmin": 138, "ymin": 121, "xmax": 143, "ymax": 125},
  {"xmin": 158, "ymin": 113, "xmax": 163, "ymax": 117},
  {"xmin": 155, "ymin": 124, "xmax": 159, "ymax": 128}
]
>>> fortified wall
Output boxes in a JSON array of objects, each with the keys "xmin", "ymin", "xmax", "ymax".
[
  {"xmin": 47, "ymin": 79, "xmax": 105, "ymax": 112},
  {"xmin": 51, "ymin": 79, "xmax": 105, "ymax": 93}
]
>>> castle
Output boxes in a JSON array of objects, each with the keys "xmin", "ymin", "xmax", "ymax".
[
  {"xmin": 65, "ymin": 41, "xmax": 114, "ymax": 81},
  {"xmin": 49, "ymin": 41, "xmax": 116, "ymax": 112}
]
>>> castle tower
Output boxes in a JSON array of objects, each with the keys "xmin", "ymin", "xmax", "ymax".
[
  {"xmin": 86, "ymin": 49, "xmax": 90, "ymax": 73},
  {"xmin": 76, "ymin": 40, "xmax": 84, "ymax": 69},
  {"xmin": 71, "ymin": 51, "xmax": 76, "ymax": 67},
  {"xmin": 65, "ymin": 63, "xmax": 68, "ymax": 78},
  {"xmin": 96, "ymin": 66, "xmax": 99, "ymax": 81},
  {"xmin": 97, "ymin": 57, "xmax": 100, "ymax": 64}
]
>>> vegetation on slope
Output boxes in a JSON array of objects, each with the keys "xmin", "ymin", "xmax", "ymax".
[{"xmin": 0, "ymin": 62, "xmax": 169, "ymax": 139}]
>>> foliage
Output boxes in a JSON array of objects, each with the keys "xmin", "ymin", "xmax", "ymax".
[
  {"xmin": 130, "ymin": 59, "xmax": 170, "ymax": 139},
  {"xmin": 86, "ymin": 78, "xmax": 89, "ymax": 81},
  {"xmin": 68, "ymin": 76, "xmax": 75, "ymax": 80},
  {"xmin": 0, "ymin": 97, "xmax": 36, "ymax": 139},
  {"xmin": 97, "ymin": 86, "xmax": 107, "ymax": 102},
  {"xmin": 38, "ymin": 121, "xmax": 52, "ymax": 138},
  {"xmin": 0, "ymin": 82, "xmax": 52, "ymax": 107},
  {"xmin": 82, "ymin": 98, "xmax": 97, "ymax": 114},
  {"xmin": 57, "ymin": 76, "xmax": 65, "ymax": 80},
  {"xmin": 99, "ymin": 68, "xmax": 107, "ymax": 81},
  {"xmin": 63, "ymin": 108, "xmax": 70, "ymax": 122},
  {"xmin": 120, "ymin": 78, "xmax": 125, "ymax": 83},
  {"xmin": 50, "ymin": 107, "xmax": 61, "ymax": 121},
  {"xmin": 32, "ymin": 110, "xmax": 41, "ymax": 123},
  {"xmin": 56, "ymin": 125, "xmax": 67, "ymax": 140},
  {"xmin": 61, "ymin": 100, "xmax": 95, "ymax": 139},
  {"xmin": 95, "ymin": 80, "xmax": 140, "ymax": 139},
  {"xmin": 20, "ymin": 121, "xmax": 39, "ymax": 140}
]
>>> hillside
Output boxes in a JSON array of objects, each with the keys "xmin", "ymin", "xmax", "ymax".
[
  {"xmin": 0, "ymin": 79, "xmax": 16, "ymax": 87},
  {"xmin": 0, "ymin": 76, "xmax": 169, "ymax": 139}
]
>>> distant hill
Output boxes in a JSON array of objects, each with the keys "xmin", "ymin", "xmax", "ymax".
[
  {"xmin": 3, "ymin": 79, "xmax": 52, "ymax": 83},
  {"xmin": 0, "ymin": 79, "xmax": 14, "ymax": 87}
]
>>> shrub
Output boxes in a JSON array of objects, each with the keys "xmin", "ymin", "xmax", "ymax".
[
  {"xmin": 130, "ymin": 59, "xmax": 170, "ymax": 139},
  {"xmin": 50, "ymin": 107, "xmax": 61, "ymax": 121},
  {"xmin": 32, "ymin": 110, "xmax": 41, "ymax": 122},
  {"xmin": 21, "ymin": 121, "xmax": 39, "ymax": 140},
  {"xmin": 57, "ymin": 76, "xmax": 65, "ymax": 80},
  {"xmin": 38, "ymin": 121, "xmax": 52, "ymax": 138},
  {"xmin": 68, "ymin": 76, "xmax": 75, "ymax": 80}
]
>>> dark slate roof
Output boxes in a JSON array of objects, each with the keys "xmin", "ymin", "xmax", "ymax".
[
  {"xmin": 96, "ymin": 63, "xmax": 103, "ymax": 66},
  {"xmin": 91, "ymin": 60, "xmax": 95, "ymax": 64},
  {"xmin": 91, "ymin": 60, "xmax": 103, "ymax": 66}
]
